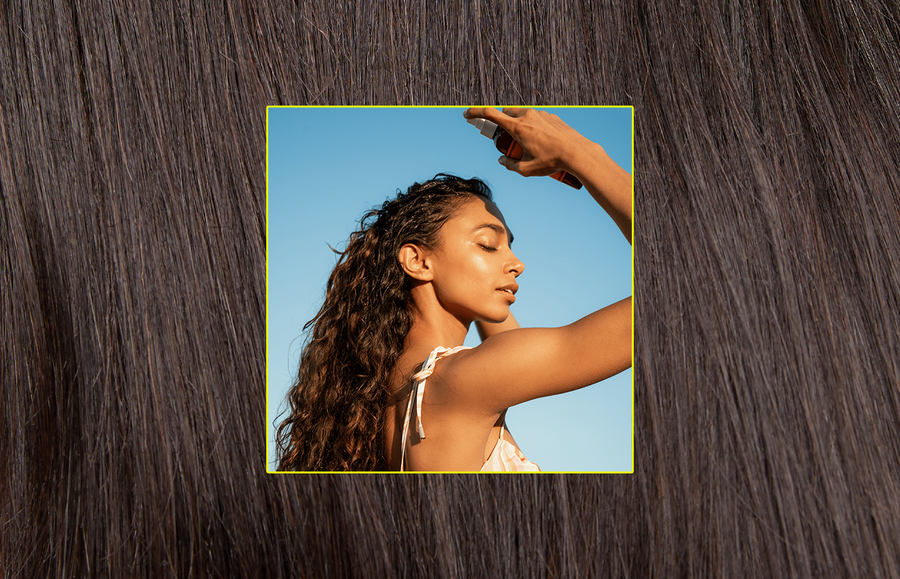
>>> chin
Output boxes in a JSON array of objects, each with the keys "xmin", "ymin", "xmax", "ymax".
[{"xmin": 480, "ymin": 310, "xmax": 511, "ymax": 324}]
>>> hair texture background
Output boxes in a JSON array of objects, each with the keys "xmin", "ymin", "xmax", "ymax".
[{"xmin": 2, "ymin": 0, "xmax": 899, "ymax": 577}]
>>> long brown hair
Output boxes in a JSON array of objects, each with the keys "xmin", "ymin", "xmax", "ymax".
[
  {"xmin": 5, "ymin": 0, "xmax": 900, "ymax": 576},
  {"xmin": 276, "ymin": 175, "xmax": 493, "ymax": 471}
]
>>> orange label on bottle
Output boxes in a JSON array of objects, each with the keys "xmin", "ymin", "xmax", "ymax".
[{"xmin": 505, "ymin": 141, "xmax": 524, "ymax": 160}]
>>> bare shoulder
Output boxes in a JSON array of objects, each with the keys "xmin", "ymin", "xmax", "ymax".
[{"xmin": 436, "ymin": 296, "xmax": 632, "ymax": 414}]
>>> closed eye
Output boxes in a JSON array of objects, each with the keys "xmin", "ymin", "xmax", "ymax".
[{"xmin": 479, "ymin": 245, "xmax": 497, "ymax": 252}]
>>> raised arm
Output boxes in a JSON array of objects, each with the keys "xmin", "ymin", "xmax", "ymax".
[
  {"xmin": 434, "ymin": 108, "xmax": 632, "ymax": 413},
  {"xmin": 465, "ymin": 107, "xmax": 632, "ymax": 243},
  {"xmin": 475, "ymin": 313, "xmax": 520, "ymax": 341}
]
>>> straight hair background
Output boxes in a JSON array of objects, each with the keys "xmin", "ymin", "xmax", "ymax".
[{"xmin": 2, "ymin": 0, "xmax": 899, "ymax": 577}]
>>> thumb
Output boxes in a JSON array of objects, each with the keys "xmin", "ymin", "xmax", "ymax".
[
  {"xmin": 500, "ymin": 155, "xmax": 544, "ymax": 177},
  {"xmin": 499, "ymin": 155, "xmax": 522, "ymax": 174}
]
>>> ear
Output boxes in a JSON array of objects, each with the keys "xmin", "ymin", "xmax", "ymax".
[{"xmin": 398, "ymin": 243, "xmax": 433, "ymax": 281}]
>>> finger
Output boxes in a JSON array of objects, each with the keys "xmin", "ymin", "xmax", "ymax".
[
  {"xmin": 501, "ymin": 156, "xmax": 547, "ymax": 178},
  {"xmin": 513, "ymin": 158, "xmax": 540, "ymax": 176},
  {"xmin": 464, "ymin": 107, "xmax": 516, "ymax": 131},
  {"xmin": 500, "ymin": 107, "xmax": 530, "ymax": 118},
  {"xmin": 463, "ymin": 107, "xmax": 496, "ymax": 119},
  {"xmin": 498, "ymin": 155, "xmax": 522, "ymax": 174},
  {"xmin": 463, "ymin": 106, "xmax": 500, "ymax": 119}
]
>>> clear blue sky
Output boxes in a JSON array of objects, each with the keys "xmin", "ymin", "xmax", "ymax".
[{"xmin": 266, "ymin": 106, "xmax": 633, "ymax": 472}]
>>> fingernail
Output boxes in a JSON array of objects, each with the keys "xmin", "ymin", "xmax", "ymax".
[{"xmin": 462, "ymin": 110, "xmax": 470, "ymax": 118}]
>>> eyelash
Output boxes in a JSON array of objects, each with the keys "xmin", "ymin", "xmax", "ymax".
[{"xmin": 479, "ymin": 245, "xmax": 497, "ymax": 252}]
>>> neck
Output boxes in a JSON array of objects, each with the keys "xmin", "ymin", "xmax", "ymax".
[
  {"xmin": 405, "ymin": 308, "xmax": 470, "ymax": 352},
  {"xmin": 404, "ymin": 289, "xmax": 471, "ymax": 353}
]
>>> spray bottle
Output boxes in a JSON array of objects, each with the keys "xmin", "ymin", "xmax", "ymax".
[{"xmin": 466, "ymin": 117, "xmax": 583, "ymax": 189}]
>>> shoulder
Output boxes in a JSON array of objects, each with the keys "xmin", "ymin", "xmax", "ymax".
[{"xmin": 432, "ymin": 329, "xmax": 566, "ymax": 412}]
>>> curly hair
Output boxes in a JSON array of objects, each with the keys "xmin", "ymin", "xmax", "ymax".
[{"xmin": 276, "ymin": 174, "xmax": 494, "ymax": 471}]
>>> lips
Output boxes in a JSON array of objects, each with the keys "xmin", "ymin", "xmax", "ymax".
[{"xmin": 497, "ymin": 284, "xmax": 518, "ymax": 302}]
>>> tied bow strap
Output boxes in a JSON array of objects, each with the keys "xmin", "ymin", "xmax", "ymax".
[
  {"xmin": 399, "ymin": 346, "xmax": 471, "ymax": 471},
  {"xmin": 409, "ymin": 347, "xmax": 465, "ymax": 439}
]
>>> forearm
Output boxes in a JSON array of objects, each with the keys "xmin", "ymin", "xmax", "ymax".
[
  {"xmin": 462, "ymin": 107, "xmax": 632, "ymax": 243},
  {"xmin": 565, "ymin": 140, "xmax": 633, "ymax": 244},
  {"xmin": 476, "ymin": 313, "xmax": 521, "ymax": 341}
]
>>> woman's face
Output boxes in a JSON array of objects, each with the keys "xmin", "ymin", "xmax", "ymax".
[{"xmin": 428, "ymin": 196, "xmax": 524, "ymax": 324}]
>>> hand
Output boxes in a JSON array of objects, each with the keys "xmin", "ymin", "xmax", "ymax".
[
  {"xmin": 463, "ymin": 107, "xmax": 591, "ymax": 178},
  {"xmin": 466, "ymin": 106, "xmax": 632, "ymax": 242}
]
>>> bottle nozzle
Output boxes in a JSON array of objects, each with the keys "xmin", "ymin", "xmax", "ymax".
[{"xmin": 466, "ymin": 117, "xmax": 499, "ymax": 138}]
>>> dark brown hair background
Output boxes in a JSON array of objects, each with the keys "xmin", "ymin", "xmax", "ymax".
[{"xmin": 2, "ymin": 1, "xmax": 899, "ymax": 577}]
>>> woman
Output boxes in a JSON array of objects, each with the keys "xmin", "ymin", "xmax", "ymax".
[{"xmin": 276, "ymin": 107, "xmax": 632, "ymax": 471}]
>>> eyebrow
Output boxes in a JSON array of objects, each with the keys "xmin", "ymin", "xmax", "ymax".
[{"xmin": 472, "ymin": 223, "xmax": 514, "ymax": 245}]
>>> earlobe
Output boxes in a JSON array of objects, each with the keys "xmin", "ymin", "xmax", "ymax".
[{"xmin": 398, "ymin": 244, "xmax": 433, "ymax": 281}]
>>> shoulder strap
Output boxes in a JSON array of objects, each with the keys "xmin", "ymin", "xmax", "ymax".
[{"xmin": 399, "ymin": 346, "xmax": 470, "ymax": 471}]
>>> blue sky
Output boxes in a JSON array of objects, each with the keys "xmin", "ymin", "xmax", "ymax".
[{"xmin": 266, "ymin": 106, "xmax": 633, "ymax": 472}]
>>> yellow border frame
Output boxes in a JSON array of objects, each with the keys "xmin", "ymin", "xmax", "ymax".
[{"xmin": 265, "ymin": 105, "xmax": 635, "ymax": 474}]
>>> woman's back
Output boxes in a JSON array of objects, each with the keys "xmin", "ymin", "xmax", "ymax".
[{"xmin": 385, "ymin": 346, "xmax": 537, "ymax": 471}]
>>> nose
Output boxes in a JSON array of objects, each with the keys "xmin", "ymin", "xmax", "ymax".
[{"xmin": 506, "ymin": 251, "xmax": 525, "ymax": 277}]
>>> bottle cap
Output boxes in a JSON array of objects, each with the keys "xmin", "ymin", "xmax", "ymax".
[{"xmin": 466, "ymin": 117, "xmax": 499, "ymax": 138}]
